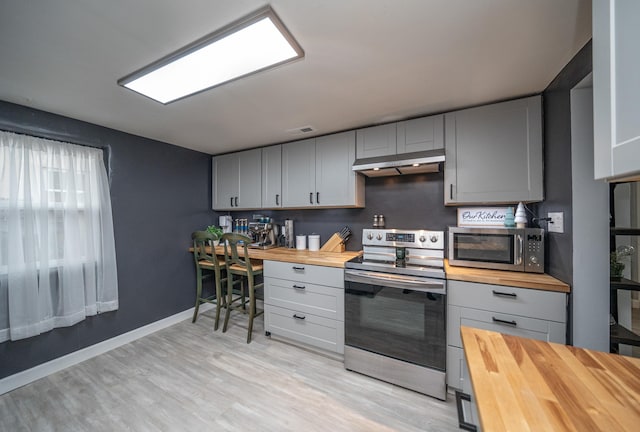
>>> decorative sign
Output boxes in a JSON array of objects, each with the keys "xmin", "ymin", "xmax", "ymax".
[{"xmin": 457, "ymin": 207, "xmax": 510, "ymax": 227}]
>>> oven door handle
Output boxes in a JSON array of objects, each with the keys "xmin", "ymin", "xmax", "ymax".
[{"xmin": 344, "ymin": 269, "xmax": 446, "ymax": 294}]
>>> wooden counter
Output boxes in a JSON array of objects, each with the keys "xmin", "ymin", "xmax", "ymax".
[
  {"xmin": 445, "ymin": 260, "xmax": 570, "ymax": 293},
  {"xmin": 461, "ymin": 326, "xmax": 640, "ymax": 432},
  {"xmin": 205, "ymin": 246, "xmax": 361, "ymax": 268}
]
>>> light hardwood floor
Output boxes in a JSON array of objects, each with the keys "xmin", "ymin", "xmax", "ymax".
[{"xmin": 0, "ymin": 310, "xmax": 459, "ymax": 431}]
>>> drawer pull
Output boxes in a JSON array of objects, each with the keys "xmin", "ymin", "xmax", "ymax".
[
  {"xmin": 293, "ymin": 314, "xmax": 306, "ymax": 320},
  {"xmin": 492, "ymin": 290, "xmax": 517, "ymax": 298},
  {"xmin": 292, "ymin": 284, "xmax": 306, "ymax": 290},
  {"xmin": 492, "ymin": 317, "xmax": 517, "ymax": 327},
  {"xmin": 292, "ymin": 266, "xmax": 305, "ymax": 271}
]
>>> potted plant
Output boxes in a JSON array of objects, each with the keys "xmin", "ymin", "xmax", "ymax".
[
  {"xmin": 610, "ymin": 245, "xmax": 635, "ymax": 279},
  {"xmin": 206, "ymin": 225, "xmax": 224, "ymax": 244}
]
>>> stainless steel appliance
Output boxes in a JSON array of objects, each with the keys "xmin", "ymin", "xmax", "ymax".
[
  {"xmin": 448, "ymin": 227, "xmax": 544, "ymax": 273},
  {"xmin": 344, "ymin": 228, "xmax": 447, "ymax": 400},
  {"xmin": 248, "ymin": 222, "xmax": 278, "ymax": 249}
]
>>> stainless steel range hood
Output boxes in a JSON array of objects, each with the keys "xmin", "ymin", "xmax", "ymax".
[{"xmin": 352, "ymin": 149, "xmax": 445, "ymax": 177}]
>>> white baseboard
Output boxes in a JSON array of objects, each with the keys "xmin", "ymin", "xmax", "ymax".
[{"xmin": 0, "ymin": 304, "xmax": 214, "ymax": 395}]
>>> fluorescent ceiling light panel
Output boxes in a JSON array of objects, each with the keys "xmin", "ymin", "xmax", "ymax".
[{"xmin": 118, "ymin": 7, "xmax": 303, "ymax": 104}]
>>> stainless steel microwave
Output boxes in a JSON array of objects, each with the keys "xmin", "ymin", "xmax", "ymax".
[{"xmin": 448, "ymin": 227, "xmax": 544, "ymax": 273}]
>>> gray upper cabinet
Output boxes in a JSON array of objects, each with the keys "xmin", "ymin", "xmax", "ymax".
[
  {"xmin": 262, "ymin": 145, "xmax": 282, "ymax": 208},
  {"xmin": 212, "ymin": 148, "xmax": 262, "ymax": 210},
  {"xmin": 444, "ymin": 96, "xmax": 543, "ymax": 205},
  {"xmin": 356, "ymin": 123, "xmax": 397, "ymax": 158},
  {"xmin": 282, "ymin": 131, "xmax": 364, "ymax": 208},
  {"xmin": 396, "ymin": 115, "xmax": 444, "ymax": 154},
  {"xmin": 593, "ymin": 0, "xmax": 640, "ymax": 181}
]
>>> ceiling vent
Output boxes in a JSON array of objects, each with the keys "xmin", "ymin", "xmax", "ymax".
[{"xmin": 286, "ymin": 125, "xmax": 316, "ymax": 135}]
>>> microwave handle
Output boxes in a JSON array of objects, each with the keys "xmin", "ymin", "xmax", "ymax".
[{"xmin": 515, "ymin": 234, "xmax": 523, "ymax": 265}]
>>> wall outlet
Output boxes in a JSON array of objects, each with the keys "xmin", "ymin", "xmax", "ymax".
[{"xmin": 548, "ymin": 212, "xmax": 564, "ymax": 233}]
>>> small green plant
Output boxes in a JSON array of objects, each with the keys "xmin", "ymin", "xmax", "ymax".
[
  {"xmin": 610, "ymin": 245, "xmax": 635, "ymax": 278},
  {"xmin": 206, "ymin": 225, "xmax": 224, "ymax": 239}
]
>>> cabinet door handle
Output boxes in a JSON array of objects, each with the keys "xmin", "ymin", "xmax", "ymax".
[
  {"xmin": 293, "ymin": 314, "xmax": 306, "ymax": 320},
  {"xmin": 316, "ymin": 192, "xmax": 320, "ymax": 204},
  {"xmin": 450, "ymin": 184, "xmax": 454, "ymax": 200},
  {"xmin": 293, "ymin": 284, "xmax": 306, "ymax": 290},
  {"xmin": 292, "ymin": 266, "xmax": 305, "ymax": 271},
  {"xmin": 492, "ymin": 290, "xmax": 517, "ymax": 298},
  {"xmin": 276, "ymin": 194, "xmax": 279, "ymax": 206},
  {"xmin": 230, "ymin": 197, "xmax": 234, "ymax": 207},
  {"xmin": 492, "ymin": 317, "xmax": 517, "ymax": 327},
  {"xmin": 455, "ymin": 391, "xmax": 478, "ymax": 432},
  {"xmin": 309, "ymin": 192, "xmax": 313, "ymax": 204},
  {"xmin": 235, "ymin": 196, "xmax": 238, "ymax": 207}
]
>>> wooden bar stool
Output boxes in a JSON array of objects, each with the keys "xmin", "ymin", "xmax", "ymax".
[
  {"xmin": 191, "ymin": 231, "xmax": 231, "ymax": 330},
  {"xmin": 221, "ymin": 233, "xmax": 264, "ymax": 343}
]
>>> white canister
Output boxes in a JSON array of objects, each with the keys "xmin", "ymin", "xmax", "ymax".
[
  {"xmin": 296, "ymin": 235, "xmax": 306, "ymax": 250},
  {"xmin": 308, "ymin": 234, "xmax": 320, "ymax": 251}
]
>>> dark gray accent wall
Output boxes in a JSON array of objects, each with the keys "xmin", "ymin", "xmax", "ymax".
[
  {"xmin": 0, "ymin": 101, "xmax": 215, "ymax": 378},
  {"xmin": 224, "ymin": 171, "xmax": 458, "ymax": 251},
  {"xmin": 535, "ymin": 41, "xmax": 592, "ymax": 287}
]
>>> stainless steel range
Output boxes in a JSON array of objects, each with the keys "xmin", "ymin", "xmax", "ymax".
[{"xmin": 344, "ymin": 228, "xmax": 446, "ymax": 400}]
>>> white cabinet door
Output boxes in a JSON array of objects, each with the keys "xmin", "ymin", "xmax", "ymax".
[
  {"xmin": 593, "ymin": 0, "xmax": 640, "ymax": 181},
  {"xmin": 237, "ymin": 148, "xmax": 262, "ymax": 209},
  {"xmin": 262, "ymin": 145, "xmax": 282, "ymax": 208},
  {"xmin": 356, "ymin": 123, "xmax": 397, "ymax": 158},
  {"xmin": 316, "ymin": 130, "xmax": 362, "ymax": 207},
  {"xmin": 282, "ymin": 138, "xmax": 316, "ymax": 207},
  {"xmin": 397, "ymin": 114, "xmax": 444, "ymax": 154},
  {"xmin": 212, "ymin": 153, "xmax": 239, "ymax": 210},
  {"xmin": 444, "ymin": 96, "xmax": 543, "ymax": 205}
]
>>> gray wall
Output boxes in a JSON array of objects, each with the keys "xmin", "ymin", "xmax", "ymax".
[{"xmin": 0, "ymin": 101, "xmax": 215, "ymax": 379}]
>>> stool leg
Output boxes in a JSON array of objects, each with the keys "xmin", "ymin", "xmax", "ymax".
[
  {"xmin": 247, "ymin": 278, "xmax": 255, "ymax": 343},
  {"xmin": 223, "ymin": 273, "xmax": 233, "ymax": 333},
  {"xmin": 192, "ymin": 268, "xmax": 202, "ymax": 323},
  {"xmin": 214, "ymin": 270, "xmax": 222, "ymax": 331}
]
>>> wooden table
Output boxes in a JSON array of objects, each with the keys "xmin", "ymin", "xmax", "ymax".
[
  {"xmin": 192, "ymin": 245, "xmax": 361, "ymax": 268},
  {"xmin": 461, "ymin": 326, "xmax": 640, "ymax": 432}
]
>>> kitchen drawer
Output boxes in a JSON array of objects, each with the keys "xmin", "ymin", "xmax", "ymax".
[
  {"xmin": 264, "ymin": 260, "xmax": 344, "ymax": 288},
  {"xmin": 264, "ymin": 277, "xmax": 344, "ymax": 321},
  {"xmin": 448, "ymin": 305, "xmax": 566, "ymax": 348},
  {"xmin": 264, "ymin": 304, "xmax": 344, "ymax": 354},
  {"xmin": 448, "ymin": 280, "xmax": 566, "ymax": 323}
]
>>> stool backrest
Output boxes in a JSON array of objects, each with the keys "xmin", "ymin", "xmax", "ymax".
[
  {"xmin": 192, "ymin": 231, "xmax": 220, "ymax": 272},
  {"xmin": 221, "ymin": 233, "xmax": 255, "ymax": 277}
]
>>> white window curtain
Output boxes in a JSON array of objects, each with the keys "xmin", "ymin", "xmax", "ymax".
[{"xmin": 0, "ymin": 131, "xmax": 118, "ymax": 342}]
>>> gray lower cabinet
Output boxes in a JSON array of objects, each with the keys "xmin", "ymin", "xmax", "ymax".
[
  {"xmin": 446, "ymin": 280, "xmax": 566, "ymax": 390},
  {"xmin": 212, "ymin": 148, "xmax": 262, "ymax": 210},
  {"xmin": 444, "ymin": 96, "xmax": 543, "ymax": 205},
  {"xmin": 282, "ymin": 130, "xmax": 364, "ymax": 208},
  {"xmin": 263, "ymin": 260, "xmax": 345, "ymax": 354},
  {"xmin": 262, "ymin": 145, "xmax": 282, "ymax": 208},
  {"xmin": 593, "ymin": 0, "xmax": 640, "ymax": 181}
]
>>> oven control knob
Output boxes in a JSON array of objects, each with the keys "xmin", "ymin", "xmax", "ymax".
[
  {"xmin": 419, "ymin": 236, "xmax": 426, "ymax": 242},
  {"xmin": 367, "ymin": 232, "xmax": 373, "ymax": 240},
  {"xmin": 530, "ymin": 256, "xmax": 539, "ymax": 264},
  {"xmin": 429, "ymin": 234, "xmax": 439, "ymax": 243},
  {"xmin": 376, "ymin": 234, "xmax": 383, "ymax": 240}
]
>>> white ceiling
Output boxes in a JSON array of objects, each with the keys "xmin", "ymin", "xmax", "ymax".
[{"xmin": 0, "ymin": 0, "xmax": 592, "ymax": 155}]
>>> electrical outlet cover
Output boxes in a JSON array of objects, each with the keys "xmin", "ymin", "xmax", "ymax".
[{"xmin": 548, "ymin": 212, "xmax": 564, "ymax": 233}]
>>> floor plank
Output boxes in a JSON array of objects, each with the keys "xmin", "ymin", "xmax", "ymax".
[{"xmin": 0, "ymin": 310, "xmax": 459, "ymax": 431}]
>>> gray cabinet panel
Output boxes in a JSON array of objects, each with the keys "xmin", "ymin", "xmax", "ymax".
[
  {"xmin": 282, "ymin": 138, "xmax": 316, "ymax": 207},
  {"xmin": 445, "ymin": 96, "xmax": 543, "ymax": 204},
  {"xmin": 594, "ymin": 0, "xmax": 640, "ymax": 180},
  {"xmin": 212, "ymin": 149, "xmax": 261, "ymax": 210},
  {"xmin": 356, "ymin": 123, "xmax": 397, "ymax": 158},
  {"xmin": 316, "ymin": 131, "xmax": 359, "ymax": 207},
  {"xmin": 397, "ymin": 115, "xmax": 444, "ymax": 154},
  {"xmin": 212, "ymin": 152, "xmax": 238, "ymax": 210},
  {"xmin": 238, "ymin": 148, "xmax": 262, "ymax": 209},
  {"xmin": 262, "ymin": 145, "xmax": 282, "ymax": 208}
]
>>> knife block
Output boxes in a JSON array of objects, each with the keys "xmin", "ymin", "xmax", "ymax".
[{"xmin": 320, "ymin": 233, "xmax": 345, "ymax": 252}]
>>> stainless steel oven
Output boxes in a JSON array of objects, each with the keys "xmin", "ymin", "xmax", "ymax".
[{"xmin": 344, "ymin": 229, "xmax": 447, "ymax": 400}]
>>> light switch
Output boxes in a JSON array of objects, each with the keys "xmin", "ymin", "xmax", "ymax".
[{"xmin": 548, "ymin": 212, "xmax": 564, "ymax": 233}]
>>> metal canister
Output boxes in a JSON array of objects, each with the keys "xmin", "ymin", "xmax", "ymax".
[
  {"xmin": 373, "ymin": 215, "xmax": 379, "ymax": 227},
  {"xmin": 378, "ymin": 214, "xmax": 385, "ymax": 228}
]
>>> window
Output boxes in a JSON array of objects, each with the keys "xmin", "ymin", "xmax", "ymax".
[{"xmin": 0, "ymin": 131, "xmax": 118, "ymax": 342}]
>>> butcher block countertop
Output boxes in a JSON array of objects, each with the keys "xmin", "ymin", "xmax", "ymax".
[
  {"xmin": 445, "ymin": 260, "xmax": 570, "ymax": 293},
  {"xmin": 207, "ymin": 246, "xmax": 361, "ymax": 268},
  {"xmin": 461, "ymin": 326, "xmax": 640, "ymax": 432}
]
